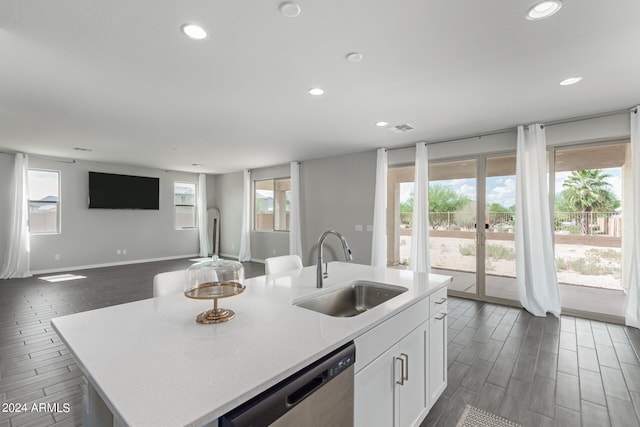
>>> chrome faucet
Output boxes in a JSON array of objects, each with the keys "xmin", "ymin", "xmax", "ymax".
[{"xmin": 316, "ymin": 230, "xmax": 353, "ymax": 288}]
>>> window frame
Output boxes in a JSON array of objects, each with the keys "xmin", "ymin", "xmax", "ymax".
[
  {"xmin": 253, "ymin": 176, "xmax": 291, "ymax": 232},
  {"xmin": 174, "ymin": 181, "xmax": 197, "ymax": 230},
  {"xmin": 28, "ymin": 169, "xmax": 61, "ymax": 235}
]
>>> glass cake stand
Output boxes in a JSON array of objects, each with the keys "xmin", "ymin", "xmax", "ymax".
[{"xmin": 184, "ymin": 256, "xmax": 245, "ymax": 324}]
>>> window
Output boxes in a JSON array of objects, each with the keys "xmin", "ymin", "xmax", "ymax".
[
  {"xmin": 254, "ymin": 178, "xmax": 291, "ymax": 231},
  {"xmin": 174, "ymin": 182, "xmax": 196, "ymax": 229},
  {"xmin": 28, "ymin": 169, "xmax": 60, "ymax": 234}
]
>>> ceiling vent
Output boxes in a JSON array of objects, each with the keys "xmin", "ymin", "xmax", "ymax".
[{"xmin": 387, "ymin": 124, "xmax": 415, "ymax": 134}]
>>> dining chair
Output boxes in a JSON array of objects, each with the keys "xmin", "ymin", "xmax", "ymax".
[
  {"xmin": 152, "ymin": 270, "xmax": 187, "ymax": 297},
  {"xmin": 264, "ymin": 255, "xmax": 303, "ymax": 275}
]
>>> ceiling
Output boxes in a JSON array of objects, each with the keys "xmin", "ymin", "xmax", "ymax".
[{"xmin": 1, "ymin": 0, "xmax": 639, "ymax": 174}]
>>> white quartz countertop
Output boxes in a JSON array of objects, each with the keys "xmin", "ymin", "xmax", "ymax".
[{"xmin": 51, "ymin": 262, "xmax": 451, "ymax": 427}]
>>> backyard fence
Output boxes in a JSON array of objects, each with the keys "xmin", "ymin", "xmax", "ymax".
[{"xmin": 400, "ymin": 211, "xmax": 621, "ymax": 237}]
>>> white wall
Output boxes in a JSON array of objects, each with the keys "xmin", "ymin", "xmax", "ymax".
[{"xmin": 25, "ymin": 157, "xmax": 200, "ymax": 272}]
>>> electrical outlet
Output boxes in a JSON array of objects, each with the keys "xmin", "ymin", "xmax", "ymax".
[
  {"xmin": 273, "ymin": 249, "xmax": 276, "ymax": 255},
  {"xmin": 54, "ymin": 254, "xmax": 61, "ymax": 261},
  {"xmin": 366, "ymin": 225, "xmax": 373, "ymax": 232},
  {"xmin": 122, "ymin": 249, "xmax": 127, "ymax": 255},
  {"xmin": 355, "ymin": 224, "xmax": 363, "ymax": 231},
  {"xmin": 116, "ymin": 249, "xmax": 122, "ymax": 255}
]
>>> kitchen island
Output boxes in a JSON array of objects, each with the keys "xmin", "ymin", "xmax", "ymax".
[{"xmin": 51, "ymin": 262, "xmax": 451, "ymax": 426}]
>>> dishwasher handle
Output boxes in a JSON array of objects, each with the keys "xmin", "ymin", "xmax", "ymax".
[
  {"xmin": 286, "ymin": 372, "xmax": 327, "ymax": 407},
  {"xmin": 220, "ymin": 341, "xmax": 355, "ymax": 427}
]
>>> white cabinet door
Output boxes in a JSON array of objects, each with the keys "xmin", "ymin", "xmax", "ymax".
[
  {"xmin": 398, "ymin": 322, "xmax": 428, "ymax": 427},
  {"xmin": 429, "ymin": 309, "xmax": 447, "ymax": 406},
  {"xmin": 354, "ymin": 345, "xmax": 398, "ymax": 427}
]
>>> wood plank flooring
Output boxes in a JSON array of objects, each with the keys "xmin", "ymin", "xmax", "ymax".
[
  {"xmin": 2, "ymin": 261, "xmax": 640, "ymax": 426},
  {"xmin": 423, "ymin": 298, "xmax": 640, "ymax": 427},
  {"xmin": 0, "ymin": 259, "xmax": 264, "ymax": 427}
]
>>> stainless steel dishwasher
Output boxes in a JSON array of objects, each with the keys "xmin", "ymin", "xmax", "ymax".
[{"xmin": 219, "ymin": 342, "xmax": 355, "ymax": 427}]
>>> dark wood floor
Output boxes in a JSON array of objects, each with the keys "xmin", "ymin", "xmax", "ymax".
[
  {"xmin": 422, "ymin": 298, "xmax": 640, "ymax": 427},
  {"xmin": 0, "ymin": 259, "xmax": 265, "ymax": 427},
  {"xmin": 2, "ymin": 260, "xmax": 640, "ymax": 427}
]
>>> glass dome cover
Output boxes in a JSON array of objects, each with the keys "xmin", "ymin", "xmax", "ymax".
[{"xmin": 185, "ymin": 256, "xmax": 245, "ymax": 324}]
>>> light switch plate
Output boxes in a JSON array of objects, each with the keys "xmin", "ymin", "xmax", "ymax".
[{"xmin": 355, "ymin": 224, "xmax": 363, "ymax": 231}]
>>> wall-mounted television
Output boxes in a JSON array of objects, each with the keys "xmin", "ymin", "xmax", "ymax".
[{"xmin": 89, "ymin": 172, "xmax": 160, "ymax": 210}]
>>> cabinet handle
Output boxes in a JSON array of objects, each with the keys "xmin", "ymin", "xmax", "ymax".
[
  {"xmin": 435, "ymin": 312, "xmax": 448, "ymax": 321},
  {"xmin": 401, "ymin": 353, "xmax": 409, "ymax": 382},
  {"xmin": 435, "ymin": 298, "xmax": 447, "ymax": 305},
  {"xmin": 395, "ymin": 356, "xmax": 405, "ymax": 385}
]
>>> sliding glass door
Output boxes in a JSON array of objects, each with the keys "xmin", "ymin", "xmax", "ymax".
[
  {"xmin": 552, "ymin": 142, "xmax": 628, "ymax": 320},
  {"xmin": 428, "ymin": 159, "xmax": 478, "ymax": 298},
  {"xmin": 484, "ymin": 155, "xmax": 518, "ymax": 302},
  {"xmin": 388, "ymin": 154, "xmax": 519, "ymax": 305}
]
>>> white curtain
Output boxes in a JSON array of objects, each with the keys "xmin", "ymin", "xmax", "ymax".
[
  {"xmin": 625, "ymin": 107, "xmax": 640, "ymax": 327},
  {"xmin": 410, "ymin": 142, "xmax": 431, "ymax": 273},
  {"xmin": 238, "ymin": 169, "xmax": 252, "ymax": 262},
  {"xmin": 1, "ymin": 153, "xmax": 32, "ymax": 279},
  {"xmin": 371, "ymin": 148, "xmax": 387, "ymax": 267},
  {"xmin": 197, "ymin": 173, "xmax": 209, "ymax": 257},
  {"xmin": 289, "ymin": 162, "xmax": 303, "ymax": 259},
  {"xmin": 515, "ymin": 124, "xmax": 561, "ymax": 317}
]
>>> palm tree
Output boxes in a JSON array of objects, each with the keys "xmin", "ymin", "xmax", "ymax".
[{"xmin": 562, "ymin": 169, "xmax": 615, "ymax": 234}]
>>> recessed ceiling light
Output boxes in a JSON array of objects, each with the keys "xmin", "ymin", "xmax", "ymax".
[
  {"xmin": 73, "ymin": 147, "xmax": 93, "ymax": 152},
  {"xmin": 346, "ymin": 52, "xmax": 364, "ymax": 63},
  {"xmin": 172, "ymin": 148, "xmax": 181, "ymax": 152},
  {"xmin": 308, "ymin": 88, "xmax": 324, "ymax": 96},
  {"xmin": 526, "ymin": 1, "xmax": 563, "ymax": 20},
  {"xmin": 375, "ymin": 121, "xmax": 389, "ymax": 127},
  {"xmin": 192, "ymin": 163, "xmax": 203, "ymax": 167},
  {"xmin": 560, "ymin": 76, "xmax": 583, "ymax": 86},
  {"xmin": 279, "ymin": 1, "xmax": 301, "ymax": 18},
  {"xmin": 181, "ymin": 24, "xmax": 207, "ymax": 40}
]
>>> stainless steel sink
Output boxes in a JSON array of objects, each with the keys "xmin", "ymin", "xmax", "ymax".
[{"xmin": 293, "ymin": 281, "xmax": 408, "ymax": 317}]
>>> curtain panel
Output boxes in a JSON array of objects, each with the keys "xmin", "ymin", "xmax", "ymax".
[
  {"xmin": 625, "ymin": 107, "xmax": 640, "ymax": 327},
  {"xmin": 289, "ymin": 162, "xmax": 303, "ymax": 259},
  {"xmin": 197, "ymin": 173, "xmax": 209, "ymax": 257},
  {"xmin": 515, "ymin": 124, "xmax": 560, "ymax": 316},
  {"xmin": 409, "ymin": 142, "xmax": 431, "ymax": 273},
  {"xmin": 0, "ymin": 153, "xmax": 32, "ymax": 279},
  {"xmin": 238, "ymin": 169, "xmax": 252, "ymax": 262},
  {"xmin": 371, "ymin": 148, "xmax": 388, "ymax": 267}
]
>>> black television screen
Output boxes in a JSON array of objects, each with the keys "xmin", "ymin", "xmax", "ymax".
[{"xmin": 89, "ymin": 172, "xmax": 159, "ymax": 210}]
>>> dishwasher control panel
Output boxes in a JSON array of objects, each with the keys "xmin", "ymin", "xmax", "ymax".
[{"xmin": 328, "ymin": 353, "xmax": 355, "ymax": 379}]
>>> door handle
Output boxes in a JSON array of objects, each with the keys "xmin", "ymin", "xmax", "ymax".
[
  {"xmin": 401, "ymin": 353, "xmax": 409, "ymax": 382},
  {"xmin": 435, "ymin": 297, "xmax": 447, "ymax": 305},
  {"xmin": 395, "ymin": 356, "xmax": 405, "ymax": 385},
  {"xmin": 435, "ymin": 312, "xmax": 448, "ymax": 321}
]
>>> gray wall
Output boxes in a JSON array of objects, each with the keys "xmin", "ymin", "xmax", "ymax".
[
  {"xmin": 211, "ymin": 151, "xmax": 378, "ymax": 265},
  {"xmin": 3, "ymin": 113, "xmax": 629, "ymax": 272},
  {"xmin": 213, "ymin": 171, "xmax": 243, "ymax": 258},
  {"xmin": 301, "ymin": 151, "xmax": 376, "ymax": 266},
  {"xmin": 25, "ymin": 157, "xmax": 200, "ymax": 272},
  {"xmin": 389, "ymin": 112, "xmax": 631, "ymax": 165}
]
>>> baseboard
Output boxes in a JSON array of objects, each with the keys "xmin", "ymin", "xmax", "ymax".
[
  {"xmin": 219, "ymin": 253, "xmax": 265, "ymax": 264},
  {"xmin": 31, "ymin": 254, "xmax": 199, "ymax": 275}
]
